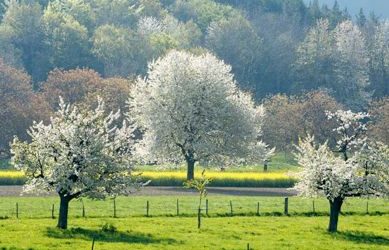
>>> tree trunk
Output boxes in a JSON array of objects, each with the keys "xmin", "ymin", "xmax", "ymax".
[
  {"xmin": 57, "ymin": 195, "xmax": 71, "ymax": 229},
  {"xmin": 187, "ymin": 159, "xmax": 195, "ymax": 180},
  {"xmin": 328, "ymin": 197, "xmax": 343, "ymax": 233}
]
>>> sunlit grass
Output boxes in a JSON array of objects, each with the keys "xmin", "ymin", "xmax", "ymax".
[
  {"xmin": 0, "ymin": 215, "xmax": 388, "ymax": 249},
  {"xmin": 0, "ymin": 196, "xmax": 387, "ymax": 219}
]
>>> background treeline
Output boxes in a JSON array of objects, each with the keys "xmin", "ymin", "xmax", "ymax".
[{"xmin": 0, "ymin": 0, "xmax": 388, "ymax": 159}]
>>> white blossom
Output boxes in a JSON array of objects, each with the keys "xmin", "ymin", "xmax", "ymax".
[
  {"xmin": 326, "ymin": 110, "xmax": 369, "ymax": 158},
  {"xmin": 293, "ymin": 110, "xmax": 388, "ymax": 201},
  {"xmin": 137, "ymin": 16, "xmax": 165, "ymax": 36},
  {"xmin": 129, "ymin": 50, "xmax": 271, "ymax": 177},
  {"xmin": 11, "ymin": 97, "xmax": 142, "ymax": 198}
]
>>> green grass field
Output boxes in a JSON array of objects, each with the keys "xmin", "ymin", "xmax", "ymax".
[
  {"xmin": 0, "ymin": 196, "xmax": 387, "ymax": 219},
  {"xmin": 0, "ymin": 215, "xmax": 388, "ymax": 249},
  {"xmin": 0, "ymin": 195, "xmax": 387, "ymax": 249},
  {"xmin": 0, "ymin": 154, "xmax": 386, "ymax": 249}
]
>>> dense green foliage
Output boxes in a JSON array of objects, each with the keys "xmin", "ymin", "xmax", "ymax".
[
  {"xmin": 0, "ymin": 0, "xmax": 386, "ymax": 96},
  {"xmin": 0, "ymin": 0, "xmax": 388, "ymax": 155},
  {"xmin": 305, "ymin": 0, "xmax": 389, "ymax": 18}
]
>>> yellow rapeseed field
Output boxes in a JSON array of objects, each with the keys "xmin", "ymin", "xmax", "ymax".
[
  {"xmin": 0, "ymin": 170, "xmax": 24, "ymax": 178},
  {"xmin": 0, "ymin": 170, "xmax": 291, "ymax": 180},
  {"xmin": 0, "ymin": 170, "xmax": 295, "ymax": 187},
  {"xmin": 139, "ymin": 171, "xmax": 295, "ymax": 187},
  {"xmin": 140, "ymin": 171, "xmax": 289, "ymax": 180}
]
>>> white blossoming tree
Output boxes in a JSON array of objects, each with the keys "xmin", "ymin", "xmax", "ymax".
[
  {"xmin": 11, "ymin": 98, "xmax": 140, "ymax": 229},
  {"xmin": 294, "ymin": 110, "xmax": 388, "ymax": 232},
  {"xmin": 130, "ymin": 50, "xmax": 271, "ymax": 180}
]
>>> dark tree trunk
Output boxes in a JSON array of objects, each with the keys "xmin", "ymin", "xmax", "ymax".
[
  {"xmin": 57, "ymin": 195, "xmax": 71, "ymax": 229},
  {"xmin": 328, "ymin": 197, "xmax": 343, "ymax": 233},
  {"xmin": 187, "ymin": 159, "xmax": 195, "ymax": 180}
]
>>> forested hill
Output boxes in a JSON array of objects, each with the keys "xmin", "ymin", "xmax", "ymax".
[
  {"xmin": 1, "ymin": 0, "xmax": 388, "ymax": 155},
  {"xmin": 303, "ymin": 0, "xmax": 389, "ymax": 18}
]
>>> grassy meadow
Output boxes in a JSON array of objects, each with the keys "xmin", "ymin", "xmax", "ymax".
[
  {"xmin": 2, "ymin": 154, "xmax": 387, "ymax": 249},
  {"xmin": 0, "ymin": 215, "xmax": 388, "ymax": 249},
  {"xmin": 0, "ymin": 195, "xmax": 388, "ymax": 249},
  {"xmin": 0, "ymin": 196, "xmax": 387, "ymax": 219}
]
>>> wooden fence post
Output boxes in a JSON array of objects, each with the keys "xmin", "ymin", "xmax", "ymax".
[
  {"xmin": 82, "ymin": 202, "xmax": 85, "ymax": 218},
  {"xmin": 52, "ymin": 204, "xmax": 55, "ymax": 219},
  {"xmin": 366, "ymin": 201, "xmax": 369, "ymax": 214},
  {"xmin": 146, "ymin": 200, "xmax": 149, "ymax": 217},
  {"xmin": 206, "ymin": 199, "xmax": 209, "ymax": 216},
  {"xmin": 284, "ymin": 197, "xmax": 289, "ymax": 215},
  {"xmin": 312, "ymin": 200, "xmax": 315, "ymax": 214},
  {"xmin": 16, "ymin": 202, "xmax": 19, "ymax": 219},
  {"xmin": 230, "ymin": 201, "xmax": 233, "ymax": 216},
  {"xmin": 176, "ymin": 199, "xmax": 179, "ymax": 216},
  {"xmin": 257, "ymin": 202, "xmax": 260, "ymax": 216},
  {"xmin": 113, "ymin": 198, "xmax": 117, "ymax": 218}
]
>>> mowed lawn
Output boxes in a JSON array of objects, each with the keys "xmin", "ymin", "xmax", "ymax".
[{"xmin": 0, "ymin": 215, "xmax": 388, "ymax": 249}]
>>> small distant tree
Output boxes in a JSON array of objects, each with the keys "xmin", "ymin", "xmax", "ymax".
[
  {"xmin": 262, "ymin": 91, "xmax": 343, "ymax": 154},
  {"xmin": 368, "ymin": 98, "xmax": 389, "ymax": 145},
  {"xmin": 367, "ymin": 21, "xmax": 389, "ymax": 98},
  {"xmin": 262, "ymin": 94, "xmax": 303, "ymax": 154},
  {"xmin": 42, "ymin": 68, "xmax": 102, "ymax": 109},
  {"xmin": 43, "ymin": 3, "xmax": 92, "ymax": 70},
  {"xmin": 293, "ymin": 110, "xmax": 389, "ymax": 233},
  {"xmin": 0, "ymin": 0, "xmax": 49, "ymax": 82},
  {"xmin": 300, "ymin": 91, "xmax": 343, "ymax": 145},
  {"xmin": 0, "ymin": 58, "xmax": 50, "ymax": 154},
  {"xmin": 130, "ymin": 50, "xmax": 270, "ymax": 180},
  {"xmin": 11, "ymin": 98, "xmax": 141, "ymax": 229},
  {"xmin": 206, "ymin": 15, "xmax": 263, "ymax": 90},
  {"xmin": 42, "ymin": 68, "xmax": 133, "ymax": 122},
  {"xmin": 92, "ymin": 24, "xmax": 148, "ymax": 77},
  {"xmin": 184, "ymin": 170, "xmax": 211, "ymax": 229},
  {"xmin": 295, "ymin": 19, "xmax": 370, "ymax": 109}
]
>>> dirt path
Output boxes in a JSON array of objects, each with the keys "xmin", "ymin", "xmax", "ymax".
[{"xmin": 0, "ymin": 186, "xmax": 297, "ymax": 197}]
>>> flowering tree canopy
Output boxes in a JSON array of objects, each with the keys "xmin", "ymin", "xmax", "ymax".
[
  {"xmin": 293, "ymin": 110, "xmax": 388, "ymax": 232},
  {"xmin": 130, "ymin": 50, "xmax": 272, "ymax": 180},
  {"xmin": 11, "ymin": 98, "xmax": 141, "ymax": 229}
]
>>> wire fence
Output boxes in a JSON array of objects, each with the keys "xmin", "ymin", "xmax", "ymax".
[{"xmin": 0, "ymin": 196, "xmax": 388, "ymax": 219}]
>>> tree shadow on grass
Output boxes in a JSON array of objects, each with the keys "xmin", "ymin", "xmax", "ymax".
[
  {"xmin": 46, "ymin": 227, "xmax": 178, "ymax": 245},
  {"xmin": 332, "ymin": 231, "xmax": 389, "ymax": 246}
]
